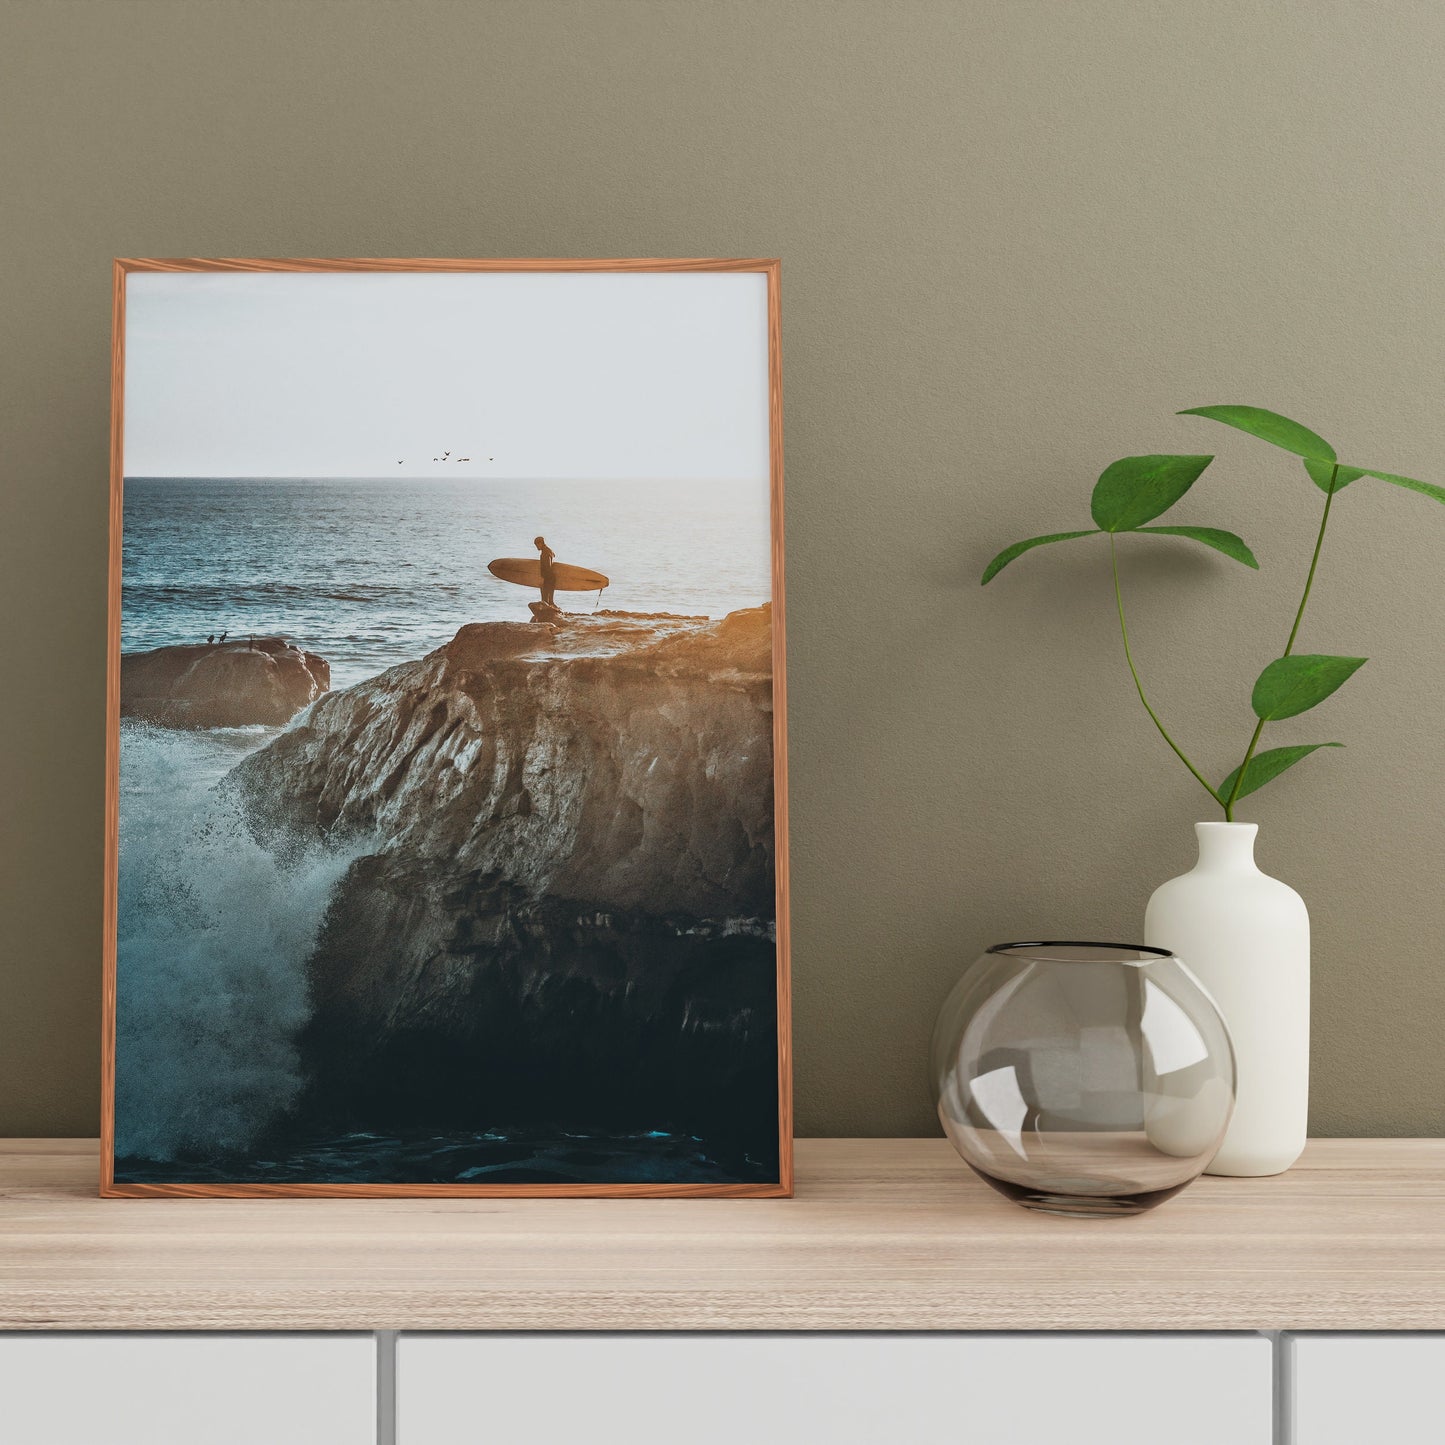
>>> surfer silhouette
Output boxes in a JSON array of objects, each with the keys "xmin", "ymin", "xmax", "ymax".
[
  {"xmin": 535, "ymin": 535, "xmax": 557, "ymax": 607},
  {"xmin": 485, "ymin": 548, "xmax": 608, "ymax": 612}
]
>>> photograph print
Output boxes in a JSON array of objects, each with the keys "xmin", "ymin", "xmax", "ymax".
[{"xmin": 104, "ymin": 258, "xmax": 788, "ymax": 1195}]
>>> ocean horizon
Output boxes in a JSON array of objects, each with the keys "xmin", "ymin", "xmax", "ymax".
[{"xmin": 122, "ymin": 474, "xmax": 772, "ymax": 689}]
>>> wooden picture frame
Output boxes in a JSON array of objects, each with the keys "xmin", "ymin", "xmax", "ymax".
[{"xmin": 102, "ymin": 258, "xmax": 789, "ymax": 1197}]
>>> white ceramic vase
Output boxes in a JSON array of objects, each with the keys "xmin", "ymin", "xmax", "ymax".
[{"xmin": 1144, "ymin": 821, "xmax": 1309, "ymax": 1177}]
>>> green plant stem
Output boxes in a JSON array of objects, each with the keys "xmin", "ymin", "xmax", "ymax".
[
  {"xmin": 1221, "ymin": 462, "xmax": 1339, "ymax": 819},
  {"xmin": 1109, "ymin": 535, "xmax": 1221, "ymax": 808},
  {"xmin": 1283, "ymin": 473, "xmax": 1338, "ymax": 656}
]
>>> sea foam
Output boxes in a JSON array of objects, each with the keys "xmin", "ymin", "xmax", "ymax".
[{"xmin": 114, "ymin": 722, "xmax": 357, "ymax": 1161}]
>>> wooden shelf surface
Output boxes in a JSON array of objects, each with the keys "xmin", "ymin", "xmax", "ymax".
[{"xmin": 2, "ymin": 1137, "xmax": 1443, "ymax": 1332}]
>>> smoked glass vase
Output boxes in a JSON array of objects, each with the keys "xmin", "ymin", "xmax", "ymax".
[{"xmin": 931, "ymin": 942, "xmax": 1235, "ymax": 1217}]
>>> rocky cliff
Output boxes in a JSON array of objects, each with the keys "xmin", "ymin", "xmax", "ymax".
[
  {"xmin": 122, "ymin": 638, "xmax": 330, "ymax": 728},
  {"xmin": 230, "ymin": 606, "xmax": 778, "ymax": 1159}
]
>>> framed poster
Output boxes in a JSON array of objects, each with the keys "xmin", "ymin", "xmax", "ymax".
[{"xmin": 103, "ymin": 258, "xmax": 789, "ymax": 1197}]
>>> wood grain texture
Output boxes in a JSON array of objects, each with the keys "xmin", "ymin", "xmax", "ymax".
[
  {"xmin": 766, "ymin": 260, "xmax": 791, "ymax": 1193},
  {"xmin": 102, "ymin": 258, "xmax": 790, "ymax": 1198},
  {"xmin": 101, "ymin": 262, "xmax": 124, "ymax": 1192},
  {"xmin": 115, "ymin": 257, "xmax": 779, "ymax": 274},
  {"xmin": 5, "ymin": 1138, "xmax": 1445, "ymax": 1332}
]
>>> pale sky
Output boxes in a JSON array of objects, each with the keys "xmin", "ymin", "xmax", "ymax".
[{"xmin": 123, "ymin": 270, "xmax": 770, "ymax": 480}]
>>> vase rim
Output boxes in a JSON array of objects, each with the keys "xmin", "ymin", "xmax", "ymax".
[{"xmin": 986, "ymin": 940, "xmax": 1174, "ymax": 966}]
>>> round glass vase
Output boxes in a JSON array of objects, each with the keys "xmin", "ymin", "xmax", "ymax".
[{"xmin": 931, "ymin": 942, "xmax": 1236, "ymax": 1217}]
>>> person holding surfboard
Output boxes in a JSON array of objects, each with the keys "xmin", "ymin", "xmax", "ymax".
[
  {"xmin": 535, "ymin": 535, "xmax": 557, "ymax": 608},
  {"xmin": 485, "ymin": 547, "xmax": 609, "ymax": 612}
]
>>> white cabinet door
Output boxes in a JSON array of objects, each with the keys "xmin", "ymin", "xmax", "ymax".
[
  {"xmin": 0, "ymin": 1334, "xmax": 375, "ymax": 1445},
  {"xmin": 1293, "ymin": 1334, "xmax": 1445, "ymax": 1444},
  {"xmin": 398, "ymin": 1333, "xmax": 1271, "ymax": 1445}
]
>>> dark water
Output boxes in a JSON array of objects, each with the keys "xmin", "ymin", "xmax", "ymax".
[{"xmin": 116, "ymin": 1127, "xmax": 776, "ymax": 1187}]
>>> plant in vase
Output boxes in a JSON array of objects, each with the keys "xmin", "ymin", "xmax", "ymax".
[{"xmin": 982, "ymin": 406, "xmax": 1445, "ymax": 1176}]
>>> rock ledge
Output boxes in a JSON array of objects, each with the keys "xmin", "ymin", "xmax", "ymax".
[{"xmin": 121, "ymin": 638, "xmax": 330, "ymax": 728}]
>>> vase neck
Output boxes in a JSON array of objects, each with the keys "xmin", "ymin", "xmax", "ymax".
[{"xmin": 1194, "ymin": 821, "xmax": 1259, "ymax": 872}]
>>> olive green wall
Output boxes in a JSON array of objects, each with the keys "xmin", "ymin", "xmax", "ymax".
[{"xmin": 3, "ymin": 0, "xmax": 1443, "ymax": 1138}]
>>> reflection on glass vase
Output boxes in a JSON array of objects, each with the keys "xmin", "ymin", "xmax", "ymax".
[{"xmin": 932, "ymin": 942, "xmax": 1236, "ymax": 1217}]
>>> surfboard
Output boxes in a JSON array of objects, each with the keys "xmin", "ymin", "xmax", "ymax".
[{"xmin": 487, "ymin": 557, "xmax": 610, "ymax": 592}]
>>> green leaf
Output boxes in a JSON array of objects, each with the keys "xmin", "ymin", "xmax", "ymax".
[
  {"xmin": 1089, "ymin": 454, "xmax": 1214, "ymax": 532},
  {"xmin": 1218, "ymin": 743, "xmax": 1344, "ymax": 803},
  {"xmin": 1361, "ymin": 468, "xmax": 1445, "ymax": 506},
  {"xmin": 1303, "ymin": 458, "xmax": 1367, "ymax": 493},
  {"xmin": 1133, "ymin": 525, "xmax": 1259, "ymax": 568},
  {"xmin": 1251, "ymin": 654, "xmax": 1367, "ymax": 721},
  {"xmin": 980, "ymin": 530, "xmax": 1098, "ymax": 585},
  {"xmin": 1179, "ymin": 405, "xmax": 1336, "ymax": 462}
]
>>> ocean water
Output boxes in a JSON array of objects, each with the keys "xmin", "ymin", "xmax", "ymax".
[
  {"xmin": 115, "ymin": 721, "xmax": 361, "ymax": 1161},
  {"xmin": 116, "ymin": 475, "xmax": 775, "ymax": 1180},
  {"xmin": 122, "ymin": 476, "xmax": 772, "ymax": 688},
  {"xmin": 117, "ymin": 1127, "xmax": 772, "ymax": 1186}
]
